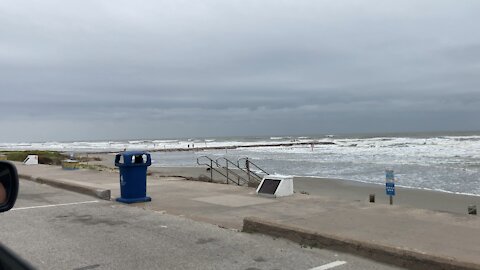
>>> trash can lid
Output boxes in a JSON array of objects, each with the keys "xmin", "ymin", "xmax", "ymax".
[
  {"xmin": 120, "ymin": 151, "xmax": 150, "ymax": 156},
  {"xmin": 115, "ymin": 151, "xmax": 151, "ymax": 167}
]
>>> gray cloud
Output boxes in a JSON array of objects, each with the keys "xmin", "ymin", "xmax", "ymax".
[{"xmin": 1, "ymin": 0, "xmax": 480, "ymax": 142}]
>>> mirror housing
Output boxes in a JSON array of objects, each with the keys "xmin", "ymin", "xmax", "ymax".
[{"xmin": 0, "ymin": 161, "xmax": 19, "ymax": 213}]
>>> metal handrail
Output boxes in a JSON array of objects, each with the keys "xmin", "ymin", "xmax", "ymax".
[
  {"xmin": 216, "ymin": 157, "xmax": 249, "ymax": 185},
  {"xmin": 215, "ymin": 157, "xmax": 261, "ymax": 184},
  {"xmin": 197, "ymin": 155, "xmax": 219, "ymax": 167},
  {"xmin": 196, "ymin": 156, "xmax": 244, "ymax": 185},
  {"xmin": 197, "ymin": 156, "xmax": 268, "ymax": 186},
  {"xmin": 221, "ymin": 157, "xmax": 262, "ymax": 183},
  {"xmin": 237, "ymin": 157, "xmax": 269, "ymax": 178},
  {"xmin": 215, "ymin": 157, "xmax": 244, "ymax": 171}
]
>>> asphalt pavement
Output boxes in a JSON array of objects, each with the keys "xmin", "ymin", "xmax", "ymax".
[{"xmin": 0, "ymin": 179, "xmax": 403, "ymax": 270}]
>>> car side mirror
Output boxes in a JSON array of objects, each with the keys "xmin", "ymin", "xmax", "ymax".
[{"xmin": 0, "ymin": 161, "xmax": 19, "ymax": 213}]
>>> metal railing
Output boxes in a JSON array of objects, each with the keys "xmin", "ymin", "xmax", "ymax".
[
  {"xmin": 237, "ymin": 157, "xmax": 269, "ymax": 181},
  {"xmin": 215, "ymin": 157, "xmax": 251, "ymax": 185},
  {"xmin": 196, "ymin": 156, "xmax": 268, "ymax": 186},
  {"xmin": 215, "ymin": 157, "xmax": 261, "ymax": 185},
  {"xmin": 196, "ymin": 156, "xmax": 244, "ymax": 185}
]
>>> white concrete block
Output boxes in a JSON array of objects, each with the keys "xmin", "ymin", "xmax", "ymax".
[
  {"xmin": 256, "ymin": 175, "xmax": 294, "ymax": 198},
  {"xmin": 23, "ymin": 155, "xmax": 39, "ymax": 165}
]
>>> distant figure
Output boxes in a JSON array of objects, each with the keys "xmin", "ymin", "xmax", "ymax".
[{"xmin": 188, "ymin": 144, "xmax": 190, "ymax": 148}]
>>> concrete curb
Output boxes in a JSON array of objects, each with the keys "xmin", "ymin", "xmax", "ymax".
[
  {"xmin": 19, "ymin": 174, "xmax": 111, "ymax": 201},
  {"xmin": 243, "ymin": 217, "xmax": 480, "ymax": 270}
]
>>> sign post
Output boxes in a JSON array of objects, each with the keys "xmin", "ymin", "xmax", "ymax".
[{"xmin": 385, "ymin": 169, "xmax": 395, "ymax": 205}]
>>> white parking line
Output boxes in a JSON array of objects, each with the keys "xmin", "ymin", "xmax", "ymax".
[
  {"xmin": 309, "ymin": 261, "xmax": 347, "ymax": 270},
  {"xmin": 11, "ymin": 200, "xmax": 100, "ymax": 211}
]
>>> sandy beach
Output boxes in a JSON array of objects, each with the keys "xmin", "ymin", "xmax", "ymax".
[
  {"xmin": 294, "ymin": 176, "xmax": 480, "ymax": 215},
  {"xmin": 81, "ymin": 152, "xmax": 480, "ymax": 215}
]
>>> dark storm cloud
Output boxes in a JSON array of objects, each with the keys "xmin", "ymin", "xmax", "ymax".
[{"xmin": 1, "ymin": 0, "xmax": 480, "ymax": 141}]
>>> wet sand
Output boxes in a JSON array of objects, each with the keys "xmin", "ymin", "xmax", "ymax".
[
  {"xmin": 152, "ymin": 168, "xmax": 480, "ymax": 215},
  {"xmin": 294, "ymin": 176, "xmax": 480, "ymax": 215},
  {"xmin": 159, "ymin": 167, "xmax": 480, "ymax": 215}
]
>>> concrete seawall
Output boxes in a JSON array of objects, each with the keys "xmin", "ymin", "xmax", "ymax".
[
  {"xmin": 243, "ymin": 217, "xmax": 480, "ymax": 270},
  {"xmin": 19, "ymin": 173, "xmax": 111, "ymax": 200}
]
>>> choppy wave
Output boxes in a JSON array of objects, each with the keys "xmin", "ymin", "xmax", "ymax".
[
  {"xmin": 145, "ymin": 134, "xmax": 480, "ymax": 195},
  {"xmin": 2, "ymin": 133, "xmax": 480, "ymax": 194}
]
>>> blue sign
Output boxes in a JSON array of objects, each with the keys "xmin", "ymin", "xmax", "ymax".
[{"xmin": 386, "ymin": 182, "xmax": 395, "ymax": 196}]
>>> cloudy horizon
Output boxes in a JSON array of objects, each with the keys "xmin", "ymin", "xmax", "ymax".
[{"xmin": 1, "ymin": 0, "xmax": 480, "ymax": 142}]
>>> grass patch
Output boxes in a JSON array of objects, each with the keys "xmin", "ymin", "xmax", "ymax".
[
  {"xmin": 77, "ymin": 163, "xmax": 117, "ymax": 172},
  {"xmin": 76, "ymin": 156, "xmax": 102, "ymax": 162},
  {"xmin": 0, "ymin": 151, "xmax": 68, "ymax": 165}
]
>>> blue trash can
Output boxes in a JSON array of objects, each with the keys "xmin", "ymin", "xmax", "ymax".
[{"xmin": 115, "ymin": 151, "xmax": 152, "ymax": 204}]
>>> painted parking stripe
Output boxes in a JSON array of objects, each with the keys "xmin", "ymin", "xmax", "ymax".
[
  {"xmin": 309, "ymin": 261, "xmax": 347, "ymax": 270},
  {"xmin": 11, "ymin": 200, "xmax": 99, "ymax": 211}
]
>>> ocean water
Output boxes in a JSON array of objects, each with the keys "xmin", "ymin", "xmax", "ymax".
[{"xmin": 2, "ymin": 132, "xmax": 480, "ymax": 195}]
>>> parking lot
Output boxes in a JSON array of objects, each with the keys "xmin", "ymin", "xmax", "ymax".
[{"xmin": 0, "ymin": 179, "xmax": 402, "ymax": 270}]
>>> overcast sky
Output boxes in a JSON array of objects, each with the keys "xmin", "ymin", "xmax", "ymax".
[{"xmin": 1, "ymin": 0, "xmax": 479, "ymax": 142}]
